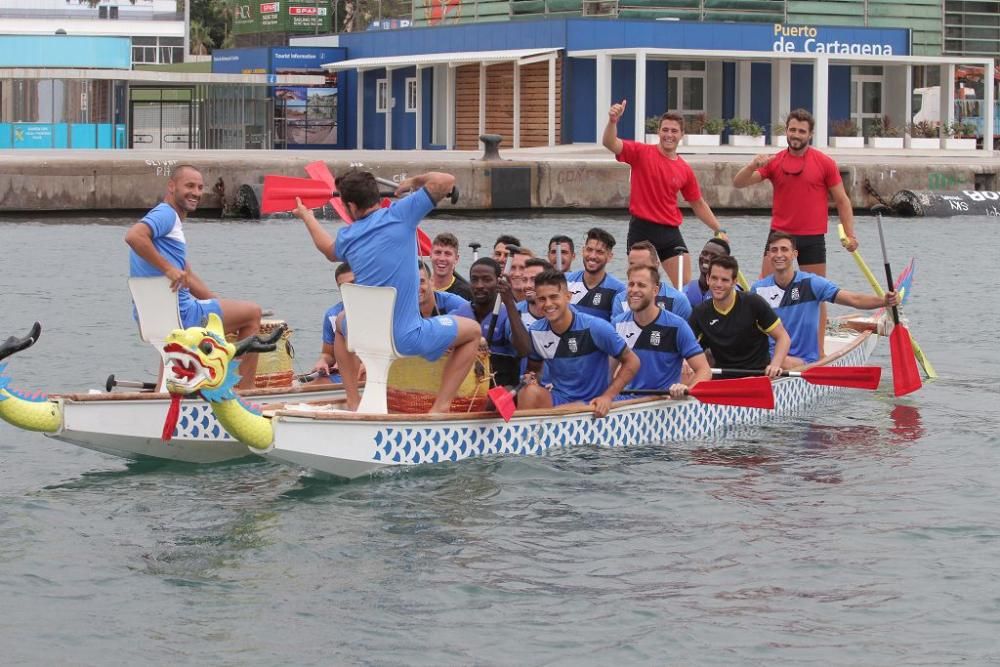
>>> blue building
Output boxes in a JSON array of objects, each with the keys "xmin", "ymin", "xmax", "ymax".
[{"xmin": 303, "ymin": 17, "xmax": 994, "ymax": 152}]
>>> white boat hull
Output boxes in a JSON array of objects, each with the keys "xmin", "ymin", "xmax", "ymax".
[
  {"xmin": 254, "ymin": 330, "xmax": 877, "ymax": 479},
  {"xmin": 46, "ymin": 386, "xmax": 345, "ymax": 464}
]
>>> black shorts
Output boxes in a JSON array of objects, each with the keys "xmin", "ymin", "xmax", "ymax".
[
  {"xmin": 627, "ymin": 216, "xmax": 688, "ymax": 261},
  {"xmin": 765, "ymin": 232, "xmax": 826, "ymax": 265}
]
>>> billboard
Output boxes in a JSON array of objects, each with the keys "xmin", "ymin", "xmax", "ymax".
[{"xmin": 233, "ymin": 2, "xmax": 333, "ymax": 35}]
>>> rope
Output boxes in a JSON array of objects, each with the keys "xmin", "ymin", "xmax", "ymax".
[{"xmin": 863, "ymin": 178, "xmax": 896, "ymax": 213}]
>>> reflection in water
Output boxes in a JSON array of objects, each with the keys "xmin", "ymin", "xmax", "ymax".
[{"xmin": 889, "ymin": 404, "xmax": 925, "ymax": 443}]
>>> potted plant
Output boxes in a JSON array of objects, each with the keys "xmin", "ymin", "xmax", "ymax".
[
  {"xmin": 829, "ymin": 119, "xmax": 863, "ymax": 148},
  {"xmin": 771, "ymin": 122, "xmax": 787, "ymax": 148},
  {"xmin": 907, "ymin": 121, "xmax": 940, "ymax": 149},
  {"xmin": 944, "ymin": 120, "xmax": 977, "ymax": 150},
  {"xmin": 866, "ymin": 115, "xmax": 903, "ymax": 149},
  {"xmin": 683, "ymin": 113, "xmax": 723, "ymax": 146},
  {"xmin": 726, "ymin": 118, "xmax": 765, "ymax": 147},
  {"xmin": 645, "ymin": 116, "xmax": 661, "ymax": 144}
]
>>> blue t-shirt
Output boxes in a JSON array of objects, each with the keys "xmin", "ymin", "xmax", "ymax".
[
  {"xmin": 129, "ymin": 202, "xmax": 202, "ymax": 319},
  {"xmin": 528, "ymin": 310, "xmax": 627, "ymax": 404},
  {"xmin": 683, "ymin": 279, "xmax": 709, "ymax": 308},
  {"xmin": 566, "ymin": 270, "xmax": 626, "ymax": 321},
  {"xmin": 478, "ymin": 307, "xmax": 516, "ymax": 357},
  {"xmin": 334, "ymin": 188, "xmax": 435, "ymax": 346},
  {"xmin": 321, "ymin": 302, "xmax": 346, "ymax": 345},
  {"xmin": 613, "ymin": 308, "xmax": 702, "ymax": 390},
  {"xmin": 752, "ymin": 270, "xmax": 840, "ymax": 363},
  {"xmin": 505, "ymin": 300, "xmax": 550, "ymax": 385},
  {"xmin": 612, "ymin": 281, "xmax": 693, "ymax": 320},
  {"xmin": 433, "ymin": 291, "xmax": 474, "ymax": 319}
]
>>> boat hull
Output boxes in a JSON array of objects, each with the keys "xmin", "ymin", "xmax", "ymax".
[
  {"xmin": 255, "ymin": 330, "xmax": 877, "ymax": 479},
  {"xmin": 46, "ymin": 386, "xmax": 345, "ymax": 464}
]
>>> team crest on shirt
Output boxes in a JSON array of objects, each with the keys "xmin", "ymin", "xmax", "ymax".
[
  {"xmin": 591, "ymin": 293, "xmax": 602, "ymax": 306},
  {"xmin": 568, "ymin": 337, "xmax": 578, "ymax": 353},
  {"xmin": 650, "ymin": 330, "xmax": 661, "ymax": 346},
  {"xmin": 790, "ymin": 287, "xmax": 800, "ymax": 302}
]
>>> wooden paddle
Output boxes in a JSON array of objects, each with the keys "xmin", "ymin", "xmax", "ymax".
[
  {"xmin": 713, "ymin": 366, "xmax": 881, "ymax": 390},
  {"xmin": 621, "ymin": 376, "xmax": 775, "ymax": 409},
  {"xmin": 838, "ymin": 223, "xmax": 936, "ymax": 379},
  {"xmin": 875, "ymin": 214, "xmax": 922, "ymax": 397}
]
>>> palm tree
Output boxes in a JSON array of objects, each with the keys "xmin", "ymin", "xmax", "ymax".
[{"xmin": 189, "ymin": 19, "xmax": 214, "ymax": 56}]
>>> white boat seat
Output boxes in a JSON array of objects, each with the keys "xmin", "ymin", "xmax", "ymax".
[
  {"xmin": 339, "ymin": 283, "xmax": 411, "ymax": 414},
  {"xmin": 127, "ymin": 276, "xmax": 181, "ymax": 392}
]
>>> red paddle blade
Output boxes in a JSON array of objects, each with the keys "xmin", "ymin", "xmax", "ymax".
[
  {"xmin": 161, "ymin": 393, "xmax": 182, "ymax": 441},
  {"xmin": 889, "ymin": 324, "xmax": 922, "ymax": 397},
  {"xmin": 261, "ymin": 174, "xmax": 333, "ymax": 214},
  {"xmin": 801, "ymin": 365, "xmax": 882, "ymax": 390},
  {"xmin": 689, "ymin": 376, "xmax": 775, "ymax": 409},
  {"xmin": 488, "ymin": 386, "xmax": 516, "ymax": 422},
  {"xmin": 303, "ymin": 161, "xmax": 353, "ymax": 223}
]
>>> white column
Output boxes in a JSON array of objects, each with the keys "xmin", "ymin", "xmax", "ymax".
[
  {"xmin": 771, "ymin": 58, "xmax": 791, "ymax": 131},
  {"xmin": 446, "ymin": 65, "xmax": 455, "ymax": 149},
  {"xmin": 415, "ymin": 65, "xmax": 423, "ymax": 150},
  {"xmin": 633, "ymin": 51, "xmax": 647, "ymax": 142},
  {"xmin": 548, "ymin": 55, "xmax": 556, "ymax": 147},
  {"xmin": 812, "ymin": 56, "xmax": 829, "ymax": 148},
  {"xmin": 513, "ymin": 62, "xmax": 521, "ymax": 149},
  {"xmin": 736, "ymin": 60, "xmax": 752, "ymax": 119},
  {"xmin": 939, "ymin": 62, "xmax": 956, "ymax": 148},
  {"xmin": 595, "ymin": 53, "xmax": 611, "ymax": 143},
  {"xmin": 985, "ymin": 59, "xmax": 995, "ymax": 154},
  {"xmin": 479, "ymin": 62, "xmax": 487, "ymax": 139},
  {"xmin": 356, "ymin": 70, "xmax": 364, "ymax": 149},
  {"xmin": 385, "ymin": 67, "xmax": 394, "ymax": 150}
]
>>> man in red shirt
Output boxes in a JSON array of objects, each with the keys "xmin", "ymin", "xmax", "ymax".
[
  {"xmin": 732, "ymin": 108, "xmax": 859, "ymax": 355},
  {"xmin": 732, "ymin": 108, "xmax": 859, "ymax": 278},
  {"xmin": 603, "ymin": 100, "xmax": 725, "ymax": 289}
]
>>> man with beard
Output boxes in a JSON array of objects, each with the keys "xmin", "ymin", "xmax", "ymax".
[
  {"xmin": 547, "ymin": 235, "xmax": 576, "ymax": 272},
  {"xmin": 604, "ymin": 103, "xmax": 727, "ymax": 288},
  {"xmin": 469, "ymin": 258, "xmax": 531, "ymax": 387},
  {"xmin": 614, "ymin": 264, "xmax": 711, "ymax": 398},
  {"xmin": 430, "ymin": 232, "xmax": 473, "ymax": 300},
  {"xmin": 683, "ymin": 237, "xmax": 734, "ymax": 307},
  {"xmin": 503, "ymin": 257, "xmax": 553, "ymax": 383},
  {"xmin": 492, "ymin": 235, "xmax": 522, "ymax": 266},
  {"xmin": 508, "ymin": 246, "xmax": 534, "ymax": 302},
  {"xmin": 517, "ymin": 269, "xmax": 639, "ymax": 418},
  {"xmin": 565, "ymin": 227, "xmax": 626, "ymax": 321},
  {"xmin": 126, "ymin": 164, "xmax": 262, "ymax": 388},
  {"xmin": 689, "ymin": 255, "xmax": 790, "ymax": 378},
  {"xmin": 612, "ymin": 240, "xmax": 692, "ymax": 320}
]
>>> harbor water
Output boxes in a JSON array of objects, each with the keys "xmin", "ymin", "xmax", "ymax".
[{"xmin": 0, "ymin": 212, "xmax": 998, "ymax": 665}]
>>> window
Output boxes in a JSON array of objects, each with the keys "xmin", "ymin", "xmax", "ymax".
[
  {"xmin": 405, "ymin": 78, "xmax": 417, "ymax": 113},
  {"xmin": 376, "ymin": 79, "xmax": 388, "ymax": 113},
  {"xmin": 667, "ymin": 60, "xmax": 706, "ymax": 125}
]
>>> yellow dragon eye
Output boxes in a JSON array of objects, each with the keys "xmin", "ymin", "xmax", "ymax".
[{"xmin": 198, "ymin": 340, "xmax": 215, "ymax": 356}]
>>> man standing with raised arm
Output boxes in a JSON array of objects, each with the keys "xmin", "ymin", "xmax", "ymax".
[{"xmin": 603, "ymin": 101, "xmax": 726, "ymax": 288}]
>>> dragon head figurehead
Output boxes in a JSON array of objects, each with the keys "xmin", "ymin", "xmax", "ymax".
[{"xmin": 163, "ymin": 313, "xmax": 240, "ymax": 402}]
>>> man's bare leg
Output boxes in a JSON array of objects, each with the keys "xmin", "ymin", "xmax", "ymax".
[
  {"xmin": 428, "ymin": 319, "xmax": 481, "ymax": 414},
  {"xmin": 219, "ymin": 298, "xmax": 262, "ymax": 390},
  {"xmin": 800, "ymin": 262, "xmax": 827, "ymax": 359},
  {"xmin": 332, "ymin": 313, "xmax": 361, "ymax": 410},
  {"xmin": 516, "ymin": 383, "xmax": 553, "ymax": 411},
  {"xmin": 661, "ymin": 254, "xmax": 690, "ymax": 290}
]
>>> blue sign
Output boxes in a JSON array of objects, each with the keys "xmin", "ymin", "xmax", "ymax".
[
  {"xmin": 212, "ymin": 47, "xmax": 270, "ymax": 74},
  {"xmin": 271, "ymin": 47, "xmax": 345, "ymax": 70},
  {"xmin": 13, "ymin": 123, "xmax": 54, "ymax": 149},
  {"xmin": 0, "ymin": 35, "xmax": 130, "ymax": 68}
]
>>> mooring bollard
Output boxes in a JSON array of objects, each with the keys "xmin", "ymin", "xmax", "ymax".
[{"xmin": 480, "ymin": 134, "xmax": 503, "ymax": 161}]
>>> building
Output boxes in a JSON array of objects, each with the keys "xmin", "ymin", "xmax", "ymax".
[
  {"xmin": 0, "ymin": 0, "xmax": 186, "ymax": 65},
  {"xmin": 307, "ymin": 17, "xmax": 993, "ymax": 152}
]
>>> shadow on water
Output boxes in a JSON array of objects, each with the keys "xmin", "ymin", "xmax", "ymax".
[{"xmin": 41, "ymin": 455, "xmax": 266, "ymax": 491}]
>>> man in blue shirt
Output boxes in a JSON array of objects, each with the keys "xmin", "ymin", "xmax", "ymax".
[
  {"xmin": 614, "ymin": 264, "xmax": 711, "ymax": 398},
  {"xmin": 752, "ymin": 231, "xmax": 898, "ymax": 365},
  {"xmin": 294, "ymin": 170, "xmax": 481, "ymax": 413},
  {"xmin": 126, "ymin": 165, "xmax": 262, "ymax": 388},
  {"xmin": 565, "ymin": 227, "xmax": 626, "ymax": 321},
  {"xmin": 308, "ymin": 261, "xmax": 355, "ymax": 385},
  {"xmin": 517, "ymin": 269, "xmax": 639, "ymax": 418},
  {"xmin": 683, "ymin": 237, "xmax": 733, "ymax": 308},
  {"xmin": 469, "ymin": 258, "xmax": 531, "ymax": 387},
  {"xmin": 612, "ymin": 240, "xmax": 692, "ymax": 320}
]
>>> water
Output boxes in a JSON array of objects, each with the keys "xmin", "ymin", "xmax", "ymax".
[{"xmin": 1, "ymin": 212, "xmax": 998, "ymax": 665}]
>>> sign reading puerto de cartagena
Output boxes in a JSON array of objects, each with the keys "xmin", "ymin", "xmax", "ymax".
[
  {"xmin": 771, "ymin": 23, "xmax": 898, "ymax": 55},
  {"xmin": 233, "ymin": 2, "xmax": 332, "ymax": 34}
]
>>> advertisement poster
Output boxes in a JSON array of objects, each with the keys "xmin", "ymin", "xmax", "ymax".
[{"xmin": 275, "ymin": 86, "xmax": 337, "ymax": 146}]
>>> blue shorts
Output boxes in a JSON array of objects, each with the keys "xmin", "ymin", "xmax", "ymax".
[
  {"xmin": 396, "ymin": 315, "xmax": 460, "ymax": 362},
  {"xmin": 180, "ymin": 297, "xmax": 223, "ymax": 328}
]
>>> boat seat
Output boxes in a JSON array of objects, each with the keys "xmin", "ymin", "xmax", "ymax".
[
  {"xmin": 127, "ymin": 276, "xmax": 181, "ymax": 392},
  {"xmin": 339, "ymin": 283, "xmax": 411, "ymax": 414}
]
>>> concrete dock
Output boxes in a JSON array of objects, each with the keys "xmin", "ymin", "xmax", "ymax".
[{"xmin": 0, "ymin": 144, "xmax": 997, "ymax": 214}]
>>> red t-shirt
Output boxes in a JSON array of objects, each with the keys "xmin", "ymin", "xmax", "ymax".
[
  {"xmin": 758, "ymin": 147, "xmax": 842, "ymax": 235},
  {"xmin": 616, "ymin": 140, "xmax": 702, "ymax": 227}
]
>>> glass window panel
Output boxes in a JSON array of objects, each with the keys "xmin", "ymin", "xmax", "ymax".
[
  {"xmin": 862, "ymin": 82, "xmax": 881, "ymax": 114},
  {"xmin": 667, "ymin": 83, "xmax": 677, "ymax": 110},
  {"xmin": 133, "ymin": 36, "xmax": 156, "ymax": 46},
  {"xmin": 682, "ymin": 77, "xmax": 704, "ymax": 112}
]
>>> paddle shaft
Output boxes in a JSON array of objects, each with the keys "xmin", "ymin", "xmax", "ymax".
[
  {"xmin": 373, "ymin": 176, "xmax": 459, "ymax": 205},
  {"xmin": 713, "ymin": 368, "xmax": 799, "ymax": 379},
  {"xmin": 875, "ymin": 214, "xmax": 901, "ymax": 325},
  {"xmin": 485, "ymin": 254, "xmax": 515, "ymax": 344}
]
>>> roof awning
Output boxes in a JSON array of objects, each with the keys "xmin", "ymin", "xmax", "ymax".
[
  {"xmin": 322, "ymin": 48, "xmax": 560, "ymax": 72},
  {"xmin": 0, "ymin": 68, "xmax": 327, "ymax": 86}
]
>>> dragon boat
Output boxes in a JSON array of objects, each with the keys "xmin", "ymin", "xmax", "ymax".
[
  {"xmin": 0, "ymin": 277, "xmax": 347, "ymax": 464},
  {"xmin": 156, "ymin": 284, "xmax": 881, "ymax": 480}
]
